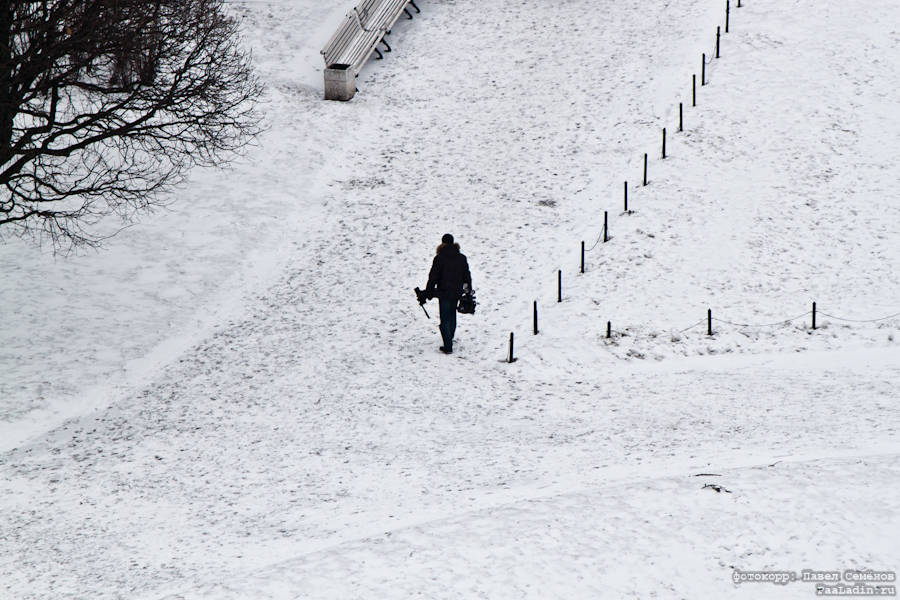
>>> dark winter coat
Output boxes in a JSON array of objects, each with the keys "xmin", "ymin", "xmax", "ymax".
[{"xmin": 426, "ymin": 243, "xmax": 472, "ymax": 300}]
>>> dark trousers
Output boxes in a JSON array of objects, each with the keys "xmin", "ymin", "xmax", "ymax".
[{"xmin": 438, "ymin": 296, "xmax": 457, "ymax": 350}]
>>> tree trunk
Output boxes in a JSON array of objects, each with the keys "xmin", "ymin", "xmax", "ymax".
[{"xmin": 0, "ymin": 2, "xmax": 14, "ymax": 161}]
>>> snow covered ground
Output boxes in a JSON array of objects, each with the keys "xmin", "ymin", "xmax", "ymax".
[{"xmin": 2, "ymin": 0, "xmax": 899, "ymax": 598}]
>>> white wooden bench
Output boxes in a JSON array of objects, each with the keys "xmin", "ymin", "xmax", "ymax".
[{"xmin": 321, "ymin": 0, "xmax": 420, "ymax": 100}]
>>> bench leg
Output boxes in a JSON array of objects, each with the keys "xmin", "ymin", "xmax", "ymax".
[
  {"xmin": 410, "ymin": 1, "xmax": 421, "ymax": 13},
  {"xmin": 374, "ymin": 47, "xmax": 383, "ymax": 60},
  {"xmin": 382, "ymin": 38, "xmax": 392, "ymax": 52},
  {"xmin": 404, "ymin": 8, "xmax": 413, "ymax": 19}
]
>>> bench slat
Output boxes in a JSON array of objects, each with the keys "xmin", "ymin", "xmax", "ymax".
[{"xmin": 321, "ymin": 0, "xmax": 414, "ymax": 71}]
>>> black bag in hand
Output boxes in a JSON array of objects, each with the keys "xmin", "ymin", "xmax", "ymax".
[{"xmin": 457, "ymin": 289, "xmax": 477, "ymax": 314}]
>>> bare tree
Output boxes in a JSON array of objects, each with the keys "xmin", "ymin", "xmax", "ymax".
[{"xmin": 0, "ymin": 0, "xmax": 263, "ymax": 248}]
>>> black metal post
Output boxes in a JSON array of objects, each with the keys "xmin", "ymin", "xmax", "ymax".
[
  {"xmin": 692, "ymin": 74, "xmax": 697, "ymax": 106},
  {"xmin": 679, "ymin": 102, "xmax": 683, "ymax": 131},
  {"xmin": 726, "ymin": 0, "xmax": 730, "ymax": 32},
  {"xmin": 662, "ymin": 127, "xmax": 667, "ymax": 159},
  {"xmin": 606, "ymin": 321, "xmax": 612, "ymax": 339},
  {"xmin": 708, "ymin": 309, "xmax": 713, "ymax": 335},
  {"xmin": 624, "ymin": 180, "xmax": 629, "ymax": 212},
  {"xmin": 581, "ymin": 241, "xmax": 585, "ymax": 273},
  {"xmin": 508, "ymin": 332, "xmax": 516, "ymax": 363},
  {"xmin": 702, "ymin": 54, "xmax": 706, "ymax": 85},
  {"xmin": 716, "ymin": 27, "xmax": 721, "ymax": 58},
  {"xmin": 534, "ymin": 301, "xmax": 538, "ymax": 335},
  {"xmin": 603, "ymin": 211, "xmax": 609, "ymax": 242},
  {"xmin": 558, "ymin": 270, "xmax": 562, "ymax": 303},
  {"xmin": 643, "ymin": 153, "xmax": 648, "ymax": 186},
  {"xmin": 812, "ymin": 302, "xmax": 817, "ymax": 329}
]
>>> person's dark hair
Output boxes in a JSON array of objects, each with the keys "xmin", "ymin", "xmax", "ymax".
[{"xmin": 441, "ymin": 233, "xmax": 454, "ymax": 245}]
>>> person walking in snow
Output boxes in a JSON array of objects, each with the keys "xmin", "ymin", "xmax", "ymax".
[{"xmin": 425, "ymin": 233, "xmax": 472, "ymax": 354}]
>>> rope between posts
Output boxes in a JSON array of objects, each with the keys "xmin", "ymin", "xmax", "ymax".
[
  {"xmin": 712, "ymin": 311, "xmax": 812, "ymax": 329},
  {"xmin": 585, "ymin": 230, "xmax": 605, "ymax": 252},
  {"xmin": 678, "ymin": 320, "xmax": 706, "ymax": 333},
  {"xmin": 533, "ymin": 304, "xmax": 900, "ymax": 357},
  {"xmin": 818, "ymin": 310, "xmax": 900, "ymax": 324}
]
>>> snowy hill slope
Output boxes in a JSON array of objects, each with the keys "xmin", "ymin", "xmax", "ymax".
[
  {"xmin": 0, "ymin": 1, "xmax": 352, "ymax": 449},
  {"xmin": 524, "ymin": 0, "xmax": 900, "ymax": 365},
  {"xmin": 2, "ymin": 0, "xmax": 899, "ymax": 598}
]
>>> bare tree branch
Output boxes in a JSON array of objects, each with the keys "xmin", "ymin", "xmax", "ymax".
[{"xmin": 0, "ymin": 0, "xmax": 263, "ymax": 248}]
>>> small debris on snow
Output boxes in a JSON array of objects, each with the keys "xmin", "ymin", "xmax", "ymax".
[{"xmin": 702, "ymin": 483, "xmax": 732, "ymax": 494}]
